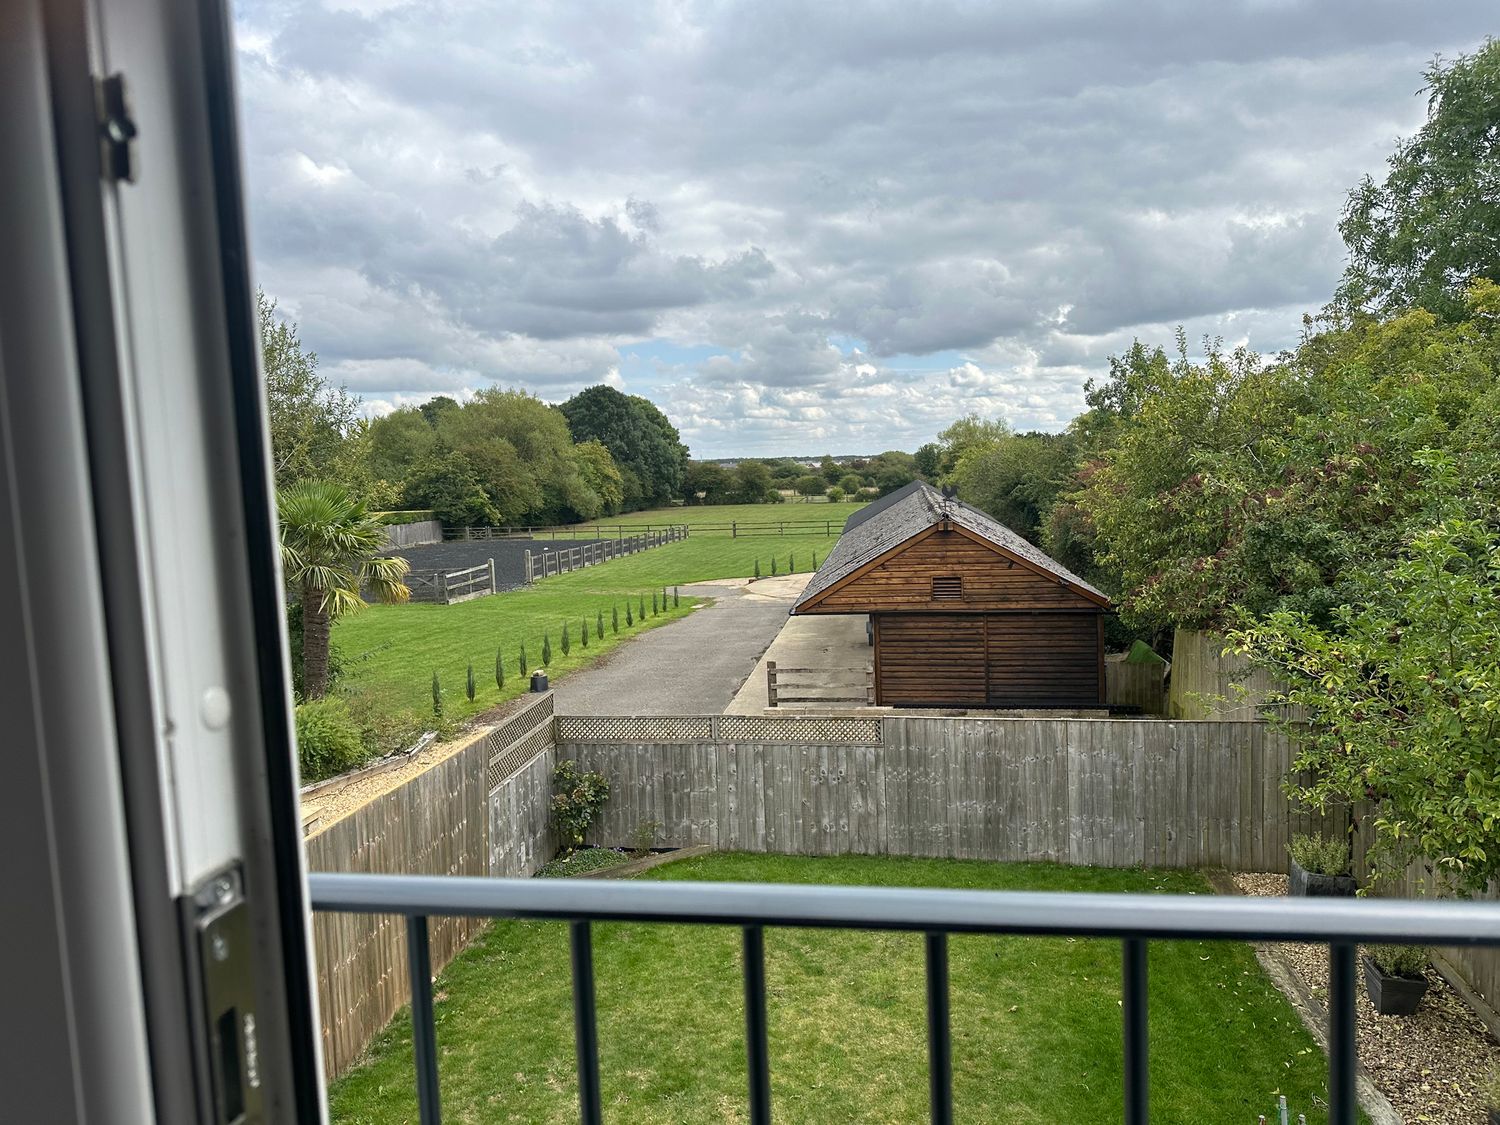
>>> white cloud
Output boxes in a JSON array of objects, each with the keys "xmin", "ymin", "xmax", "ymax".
[{"xmin": 234, "ymin": 0, "xmax": 1494, "ymax": 455}]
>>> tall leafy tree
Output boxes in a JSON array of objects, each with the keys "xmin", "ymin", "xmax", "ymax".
[
  {"xmin": 1338, "ymin": 39, "xmax": 1500, "ymax": 320},
  {"xmin": 258, "ymin": 290, "xmax": 361, "ymax": 491},
  {"xmin": 279, "ymin": 481, "xmax": 410, "ymax": 699},
  {"xmin": 559, "ymin": 385, "xmax": 689, "ymax": 508}
]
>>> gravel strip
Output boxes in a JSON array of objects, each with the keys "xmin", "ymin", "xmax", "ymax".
[{"xmin": 1233, "ymin": 872, "xmax": 1500, "ymax": 1124}]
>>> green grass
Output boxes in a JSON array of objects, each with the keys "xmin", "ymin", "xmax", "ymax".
[
  {"xmin": 333, "ymin": 533, "xmax": 839, "ymax": 722},
  {"xmin": 329, "ymin": 854, "xmax": 1339, "ymax": 1125},
  {"xmin": 571, "ymin": 500, "xmax": 869, "ymax": 533}
]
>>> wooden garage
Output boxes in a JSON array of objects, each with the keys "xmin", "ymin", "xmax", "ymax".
[{"xmin": 792, "ymin": 482, "xmax": 1111, "ymax": 708}]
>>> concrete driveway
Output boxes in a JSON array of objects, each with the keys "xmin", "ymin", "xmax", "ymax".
[{"xmin": 548, "ymin": 576, "xmax": 810, "ymax": 715}]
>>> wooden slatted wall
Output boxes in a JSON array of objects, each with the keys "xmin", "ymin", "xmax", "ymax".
[{"xmin": 560, "ymin": 717, "xmax": 1333, "ymax": 872}]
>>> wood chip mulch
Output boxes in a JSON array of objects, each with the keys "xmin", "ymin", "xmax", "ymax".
[{"xmin": 1234, "ymin": 872, "xmax": 1500, "ymax": 1124}]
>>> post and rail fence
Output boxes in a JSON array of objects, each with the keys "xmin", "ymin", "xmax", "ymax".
[
  {"xmin": 453, "ymin": 518, "xmax": 846, "ymax": 540},
  {"xmin": 403, "ymin": 560, "xmax": 497, "ymax": 605},
  {"xmin": 765, "ymin": 660, "xmax": 875, "ymax": 706},
  {"xmin": 522, "ymin": 526, "xmax": 688, "ymax": 583}
]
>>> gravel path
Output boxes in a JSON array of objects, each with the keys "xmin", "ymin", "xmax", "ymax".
[
  {"xmin": 548, "ymin": 579, "xmax": 798, "ymax": 714},
  {"xmin": 1234, "ymin": 872, "xmax": 1500, "ymax": 1124}
]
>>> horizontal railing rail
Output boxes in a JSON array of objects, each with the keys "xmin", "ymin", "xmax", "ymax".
[{"xmin": 309, "ymin": 872, "xmax": 1500, "ymax": 1125}]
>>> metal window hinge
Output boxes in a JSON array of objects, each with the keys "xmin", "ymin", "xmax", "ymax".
[{"xmin": 95, "ymin": 73, "xmax": 138, "ymax": 183}]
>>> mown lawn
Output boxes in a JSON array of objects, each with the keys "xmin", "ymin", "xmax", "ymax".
[
  {"xmin": 329, "ymin": 854, "xmax": 1339, "ymax": 1125},
  {"xmin": 572, "ymin": 500, "xmax": 868, "ymax": 533},
  {"xmin": 334, "ymin": 532, "xmax": 841, "ymax": 722}
]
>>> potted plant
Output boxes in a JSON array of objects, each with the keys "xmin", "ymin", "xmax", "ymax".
[
  {"xmin": 1361, "ymin": 944, "xmax": 1430, "ymax": 1016},
  {"xmin": 1287, "ymin": 833, "xmax": 1356, "ymax": 896}
]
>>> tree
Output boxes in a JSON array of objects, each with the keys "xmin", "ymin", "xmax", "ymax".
[
  {"xmin": 819, "ymin": 454, "xmax": 841, "ymax": 485},
  {"xmin": 949, "ymin": 431, "xmax": 1079, "ymax": 544},
  {"xmin": 279, "ymin": 481, "xmax": 410, "ymax": 699},
  {"xmin": 402, "ymin": 450, "xmax": 500, "ymax": 527},
  {"xmin": 258, "ymin": 290, "xmax": 361, "ymax": 492},
  {"xmin": 838, "ymin": 472, "xmax": 864, "ymax": 496},
  {"xmin": 365, "ymin": 407, "xmax": 437, "ymax": 493},
  {"xmin": 418, "ymin": 395, "xmax": 461, "ymax": 428},
  {"xmin": 914, "ymin": 442, "xmax": 942, "ymax": 480},
  {"xmin": 730, "ymin": 460, "xmax": 775, "ymax": 503},
  {"xmin": 559, "ymin": 385, "xmax": 689, "ymax": 508},
  {"xmin": 793, "ymin": 474, "xmax": 825, "ymax": 500},
  {"xmin": 1229, "ymin": 452, "xmax": 1500, "ymax": 892},
  {"xmin": 1338, "ymin": 40, "xmax": 1500, "ymax": 320},
  {"xmin": 827, "ymin": 486, "xmax": 845, "ymax": 503},
  {"xmin": 682, "ymin": 461, "xmax": 733, "ymax": 504},
  {"xmin": 572, "ymin": 440, "xmax": 624, "ymax": 517}
]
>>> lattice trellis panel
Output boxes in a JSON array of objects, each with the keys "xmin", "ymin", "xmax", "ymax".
[
  {"xmin": 556, "ymin": 715, "xmax": 714, "ymax": 743},
  {"xmin": 718, "ymin": 715, "xmax": 883, "ymax": 744},
  {"xmin": 486, "ymin": 722, "xmax": 553, "ymax": 791},
  {"xmin": 490, "ymin": 692, "xmax": 554, "ymax": 753}
]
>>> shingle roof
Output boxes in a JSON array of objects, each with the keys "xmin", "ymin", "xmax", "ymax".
[{"xmin": 793, "ymin": 481, "xmax": 1109, "ymax": 611}]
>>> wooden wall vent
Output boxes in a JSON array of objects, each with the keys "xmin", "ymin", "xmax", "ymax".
[{"xmin": 931, "ymin": 575, "xmax": 963, "ymax": 600}]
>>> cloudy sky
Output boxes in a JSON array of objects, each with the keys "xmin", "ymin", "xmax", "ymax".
[{"xmin": 234, "ymin": 1, "xmax": 1494, "ymax": 457}]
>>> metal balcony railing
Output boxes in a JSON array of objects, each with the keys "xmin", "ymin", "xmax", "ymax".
[{"xmin": 309, "ymin": 873, "xmax": 1500, "ymax": 1125}]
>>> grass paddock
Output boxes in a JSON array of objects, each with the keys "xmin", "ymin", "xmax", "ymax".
[{"xmin": 329, "ymin": 853, "xmax": 1339, "ymax": 1124}]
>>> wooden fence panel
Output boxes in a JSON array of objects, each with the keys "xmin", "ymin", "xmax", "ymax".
[
  {"xmin": 560, "ymin": 717, "xmax": 1330, "ymax": 873},
  {"xmin": 306, "ymin": 693, "xmax": 557, "ymax": 1080},
  {"xmin": 1168, "ymin": 628, "xmax": 1281, "ymax": 719}
]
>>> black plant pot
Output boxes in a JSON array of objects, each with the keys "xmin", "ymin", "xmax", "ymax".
[
  {"xmin": 1487, "ymin": 1106, "xmax": 1500, "ymax": 1125},
  {"xmin": 1361, "ymin": 955, "xmax": 1429, "ymax": 1016},
  {"xmin": 1288, "ymin": 856, "xmax": 1357, "ymax": 897}
]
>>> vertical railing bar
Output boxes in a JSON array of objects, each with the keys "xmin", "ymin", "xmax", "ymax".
[
  {"xmin": 924, "ymin": 931, "xmax": 953, "ymax": 1125},
  {"xmin": 1328, "ymin": 942, "xmax": 1357, "ymax": 1125},
  {"xmin": 742, "ymin": 925, "xmax": 772, "ymax": 1125},
  {"xmin": 405, "ymin": 915, "xmax": 442, "ymax": 1125},
  {"xmin": 570, "ymin": 920, "xmax": 604, "ymax": 1125},
  {"xmin": 1122, "ymin": 938, "xmax": 1148, "ymax": 1125}
]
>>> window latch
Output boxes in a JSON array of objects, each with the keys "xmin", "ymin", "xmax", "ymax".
[{"xmin": 96, "ymin": 73, "xmax": 138, "ymax": 183}]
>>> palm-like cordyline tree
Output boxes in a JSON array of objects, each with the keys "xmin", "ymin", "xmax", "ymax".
[{"xmin": 279, "ymin": 480, "xmax": 409, "ymax": 699}]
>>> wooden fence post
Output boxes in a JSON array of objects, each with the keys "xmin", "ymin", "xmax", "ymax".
[
  {"xmin": 866, "ymin": 664, "xmax": 875, "ymax": 705},
  {"xmin": 766, "ymin": 661, "xmax": 778, "ymax": 708},
  {"xmin": 438, "ymin": 571, "xmax": 449, "ymax": 604},
  {"xmin": 523, "ymin": 550, "xmax": 531, "ymax": 585},
  {"xmin": 487, "ymin": 558, "xmax": 496, "ymax": 595}
]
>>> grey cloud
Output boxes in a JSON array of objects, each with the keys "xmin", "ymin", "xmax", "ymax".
[{"xmin": 234, "ymin": 0, "xmax": 1496, "ymax": 454}]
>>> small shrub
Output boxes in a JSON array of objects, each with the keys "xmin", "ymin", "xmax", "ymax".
[
  {"xmin": 1368, "ymin": 944, "xmax": 1428, "ymax": 977},
  {"xmin": 1483, "ymin": 1069, "xmax": 1500, "ymax": 1109},
  {"xmin": 771, "ymin": 557, "xmax": 778, "ymax": 576},
  {"xmin": 561, "ymin": 623, "xmax": 571, "ymax": 657},
  {"xmin": 542, "ymin": 632, "xmax": 552, "ymax": 666},
  {"xmin": 295, "ymin": 698, "xmax": 368, "ymax": 782},
  {"xmin": 612, "ymin": 605, "xmax": 620, "ymax": 633},
  {"xmin": 1288, "ymin": 833, "xmax": 1349, "ymax": 876},
  {"xmin": 466, "ymin": 661, "xmax": 476, "ymax": 702},
  {"xmin": 551, "ymin": 759, "xmax": 611, "ymax": 852},
  {"xmin": 495, "ymin": 648, "xmax": 505, "ymax": 691},
  {"xmin": 431, "ymin": 671, "xmax": 443, "ymax": 718},
  {"xmin": 813, "ymin": 551, "xmax": 819, "ymax": 569},
  {"xmin": 580, "ymin": 618, "xmax": 589, "ymax": 648},
  {"xmin": 625, "ymin": 602, "xmax": 634, "ymax": 626},
  {"xmin": 630, "ymin": 818, "xmax": 661, "ymax": 859},
  {"xmin": 672, "ymin": 586, "xmax": 679, "ymax": 608},
  {"xmin": 341, "ymin": 690, "xmax": 427, "ymax": 759},
  {"xmin": 652, "ymin": 591, "xmax": 659, "ymax": 615},
  {"xmin": 597, "ymin": 610, "xmax": 605, "ymax": 639},
  {"xmin": 754, "ymin": 558, "xmax": 761, "ymax": 579},
  {"xmin": 639, "ymin": 592, "xmax": 647, "ymax": 619},
  {"xmin": 519, "ymin": 643, "xmax": 528, "ymax": 675},
  {"xmin": 789, "ymin": 551, "xmax": 795, "ymax": 572}
]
